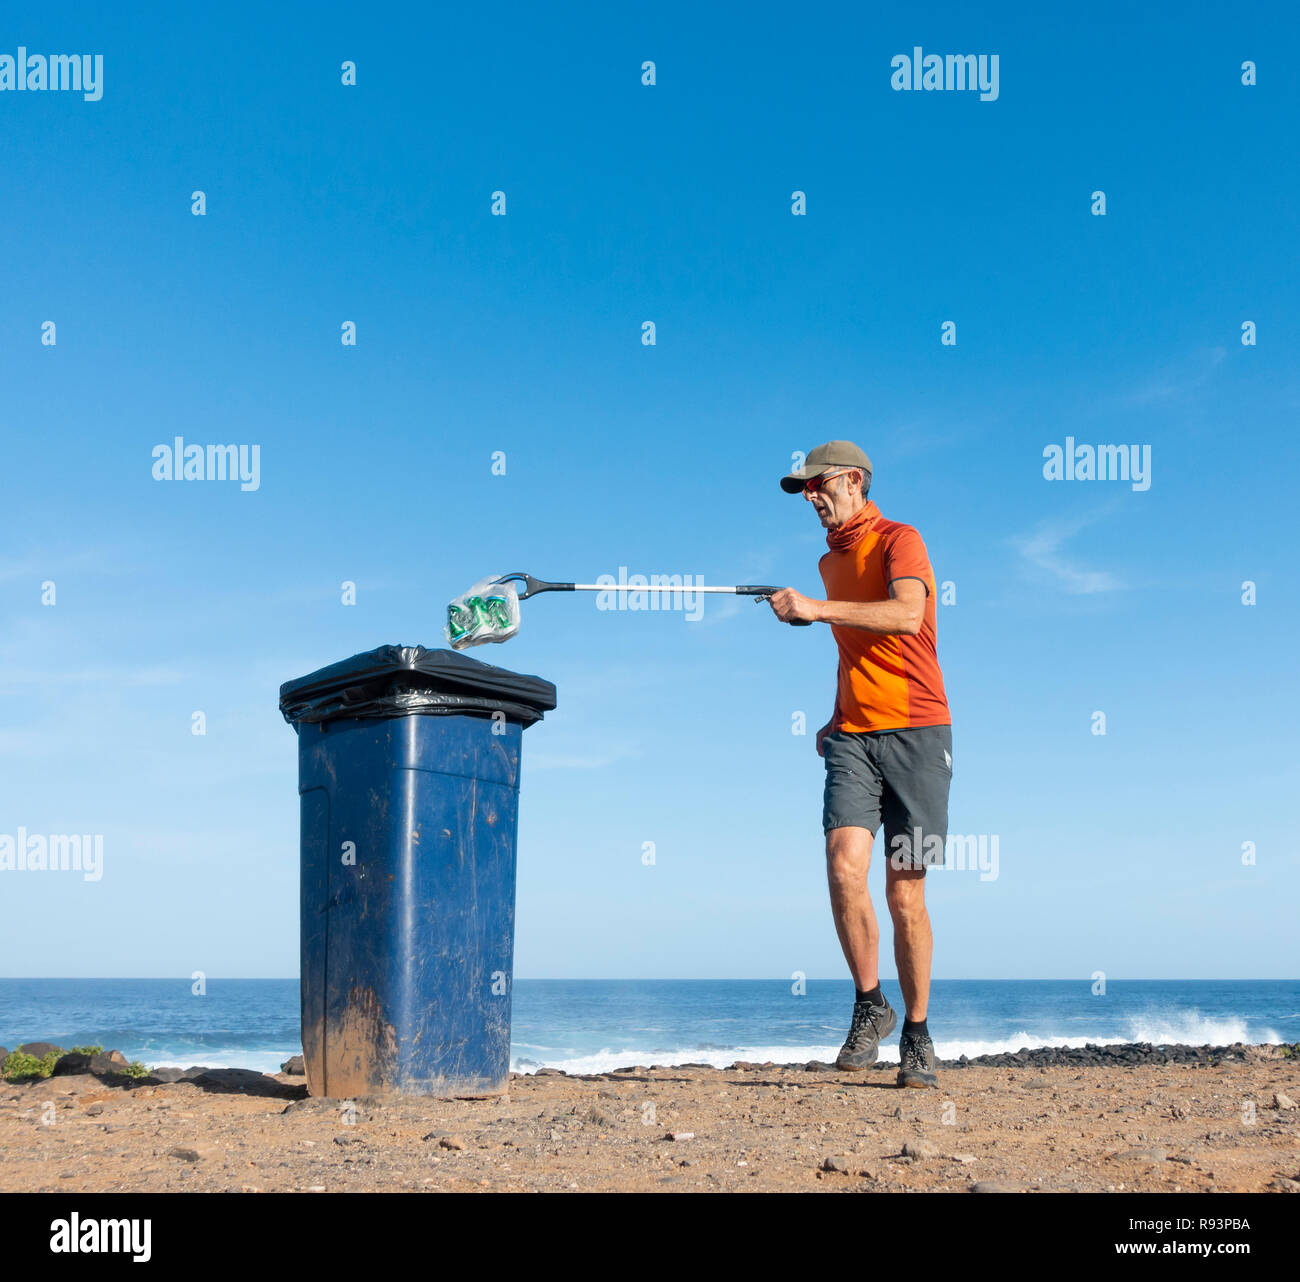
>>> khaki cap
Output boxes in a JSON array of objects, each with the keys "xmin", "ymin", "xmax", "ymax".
[{"xmin": 780, "ymin": 440, "xmax": 873, "ymax": 493}]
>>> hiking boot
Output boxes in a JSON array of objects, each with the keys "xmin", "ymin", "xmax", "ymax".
[
  {"xmin": 835, "ymin": 994, "xmax": 897, "ymax": 1070},
  {"xmin": 897, "ymin": 1027, "xmax": 939, "ymax": 1088}
]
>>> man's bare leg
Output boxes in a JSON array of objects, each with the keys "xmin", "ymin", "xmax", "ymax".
[
  {"xmin": 885, "ymin": 864, "xmax": 931, "ymax": 1021},
  {"xmin": 825, "ymin": 825, "xmax": 879, "ymax": 990}
]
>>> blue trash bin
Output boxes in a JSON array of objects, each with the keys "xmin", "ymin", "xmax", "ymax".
[{"xmin": 279, "ymin": 646, "xmax": 556, "ymax": 1099}]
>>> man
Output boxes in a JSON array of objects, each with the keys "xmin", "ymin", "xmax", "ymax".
[{"xmin": 767, "ymin": 441, "xmax": 952, "ymax": 1089}]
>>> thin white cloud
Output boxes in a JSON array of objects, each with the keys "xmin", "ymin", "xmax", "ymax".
[
  {"xmin": 1120, "ymin": 346, "xmax": 1226, "ymax": 408},
  {"xmin": 697, "ymin": 594, "xmax": 749, "ymax": 626},
  {"xmin": 0, "ymin": 665, "xmax": 186, "ymax": 691},
  {"xmin": 0, "ymin": 546, "xmax": 124, "ymax": 582},
  {"xmin": 1010, "ymin": 517, "xmax": 1122, "ymax": 595}
]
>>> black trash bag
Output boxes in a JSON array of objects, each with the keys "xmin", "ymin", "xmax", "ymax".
[{"xmin": 279, "ymin": 645, "xmax": 556, "ymax": 728}]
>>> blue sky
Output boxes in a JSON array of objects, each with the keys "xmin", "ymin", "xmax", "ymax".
[{"xmin": 2, "ymin": 1, "xmax": 1297, "ymax": 980}]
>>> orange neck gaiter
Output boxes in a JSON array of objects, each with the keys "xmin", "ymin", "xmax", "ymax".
[{"xmin": 825, "ymin": 500, "xmax": 879, "ymax": 553}]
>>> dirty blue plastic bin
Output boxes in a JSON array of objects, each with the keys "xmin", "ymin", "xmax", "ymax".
[{"xmin": 279, "ymin": 646, "xmax": 555, "ymax": 1099}]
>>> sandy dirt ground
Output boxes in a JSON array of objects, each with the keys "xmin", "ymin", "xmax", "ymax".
[{"xmin": 3, "ymin": 1048, "xmax": 1299, "ymax": 1193}]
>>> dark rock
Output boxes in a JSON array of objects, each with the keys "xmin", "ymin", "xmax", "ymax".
[
  {"xmin": 534, "ymin": 1067, "xmax": 567, "ymax": 1076},
  {"xmin": 88, "ymin": 1052, "xmax": 129, "ymax": 1076},
  {"xmin": 183, "ymin": 1068, "xmax": 292, "ymax": 1096},
  {"xmin": 281, "ymin": 1055, "xmax": 305, "ymax": 1076},
  {"xmin": 167, "ymin": 1146, "xmax": 201, "ymax": 1162},
  {"xmin": 150, "ymin": 1067, "xmax": 187, "ymax": 1084},
  {"xmin": 931, "ymin": 1041, "xmax": 1282, "ymax": 1072},
  {"xmin": 51, "ymin": 1052, "xmax": 94, "ymax": 1076},
  {"xmin": 17, "ymin": 1042, "xmax": 65, "ymax": 1058}
]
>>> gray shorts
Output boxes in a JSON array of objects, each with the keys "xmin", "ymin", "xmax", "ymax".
[{"xmin": 822, "ymin": 725, "xmax": 952, "ymax": 871}]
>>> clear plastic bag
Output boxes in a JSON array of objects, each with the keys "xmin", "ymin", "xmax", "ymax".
[{"xmin": 444, "ymin": 575, "xmax": 522, "ymax": 650}]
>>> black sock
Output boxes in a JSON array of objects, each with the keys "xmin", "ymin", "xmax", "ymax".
[
  {"xmin": 855, "ymin": 985, "xmax": 884, "ymax": 1006},
  {"xmin": 903, "ymin": 1017, "xmax": 929, "ymax": 1039}
]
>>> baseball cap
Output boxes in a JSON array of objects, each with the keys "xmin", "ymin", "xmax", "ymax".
[{"xmin": 779, "ymin": 441, "xmax": 873, "ymax": 493}]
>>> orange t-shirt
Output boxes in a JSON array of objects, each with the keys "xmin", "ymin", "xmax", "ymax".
[{"xmin": 818, "ymin": 502, "xmax": 951, "ymax": 733}]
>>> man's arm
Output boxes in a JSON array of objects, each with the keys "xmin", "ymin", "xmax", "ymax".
[{"xmin": 769, "ymin": 577, "xmax": 927, "ymax": 635}]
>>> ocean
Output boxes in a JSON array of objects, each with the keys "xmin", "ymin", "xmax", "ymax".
[{"xmin": 1, "ymin": 978, "xmax": 1295, "ymax": 1077}]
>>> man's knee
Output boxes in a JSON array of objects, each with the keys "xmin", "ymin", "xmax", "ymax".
[
  {"xmin": 886, "ymin": 871, "xmax": 927, "ymax": 922},
  {"xmin": 825, "ymin": 826, "xmax": 871, "ymax": 887}
]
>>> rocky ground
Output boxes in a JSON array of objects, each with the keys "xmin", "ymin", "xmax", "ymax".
[{"xmin": 2, "ymin": 1043, "xmax": 1298, "ymax": 1193}]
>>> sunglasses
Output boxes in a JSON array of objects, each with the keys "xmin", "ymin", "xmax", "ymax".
[{"xmin": 802, "ymin": 468, "xmax": 854, "ymax": 496}]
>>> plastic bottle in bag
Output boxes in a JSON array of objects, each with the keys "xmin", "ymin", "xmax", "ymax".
[{"xmin": 444, "ymin": 576, "xmax": 521, "ymax": 649}]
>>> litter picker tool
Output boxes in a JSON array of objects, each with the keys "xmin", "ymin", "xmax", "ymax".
[{"xmin": 445, "ymin": 572, "xmax": 811, "ymax": 649}]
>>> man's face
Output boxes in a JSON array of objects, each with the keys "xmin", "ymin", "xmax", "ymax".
[{"xmin": 805, "ymin": 469, "xmax": 863, "ymax": 528}]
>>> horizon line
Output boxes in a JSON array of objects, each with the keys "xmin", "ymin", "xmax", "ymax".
[{"xmin": 1, "ymin": 975, "xmax": 1295, "ymax": 984}]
